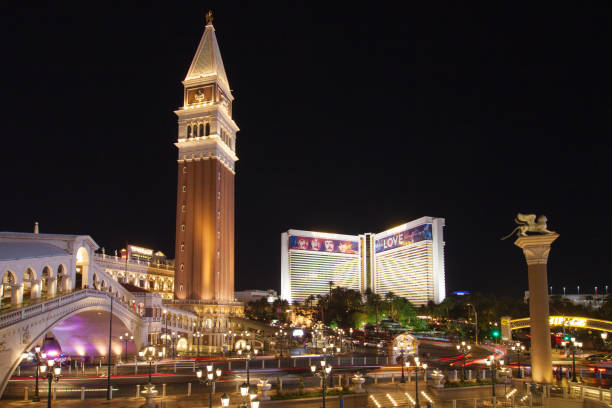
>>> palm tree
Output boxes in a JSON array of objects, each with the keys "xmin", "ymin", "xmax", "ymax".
[{"xmin": 385, "ymin": 292, "xmax": 396, "ymax": 319}]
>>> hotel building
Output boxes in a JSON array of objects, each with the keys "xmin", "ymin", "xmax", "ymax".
[{"xmin": 281, "ymin": 216, "xmax": 445, "ymax": 306}]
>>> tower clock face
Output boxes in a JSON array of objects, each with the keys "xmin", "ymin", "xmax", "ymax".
[{"xmin": 187, "ymin": 86, "xmax": 213, "ymax": 105}]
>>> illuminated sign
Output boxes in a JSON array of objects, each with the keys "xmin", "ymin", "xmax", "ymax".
[
  {"xmin": 288, "ymin": 236, "xmax": 359, "ymax": 254},
  {"xmin": 128, "ymin": 245, "xmax": 154, "ymax": 256},
  {"xmin": 375, "ymin": 224, "xmax": 432, "ymax": 253},
  {"xmin": 549, "ymin": 317, "xmax": 587, "ymax": 327}
]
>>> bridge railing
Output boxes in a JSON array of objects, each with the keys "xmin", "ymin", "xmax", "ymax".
[{"xmin": 0, "ymin": 289, "xmax": 139, "ymax": 329}]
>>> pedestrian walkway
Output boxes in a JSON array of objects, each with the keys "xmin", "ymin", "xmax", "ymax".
[{"xmin": 0, "ymin": 389, "xmax": 245, "ymax": 407}]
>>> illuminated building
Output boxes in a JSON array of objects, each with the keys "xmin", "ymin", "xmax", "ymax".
[
  {"xmin": 373, "ymin": 217, "xmax": 446, "ymax": 305},
  {"xmin": 169, "ymin": 13, "xmax": 244, "ymax": 352},
  {"xmin": 281, "ymin": 230, "xmax": 362, "ymax": 304},
  {"xmin": 173, "ymin": 13, "xmax": 238, "ymax": 304},
  {"xmin": 281, "ymin": 217, "xmax": 445, "ymax": 306}
]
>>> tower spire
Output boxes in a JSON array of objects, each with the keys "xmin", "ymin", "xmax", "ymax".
[{"xmin": 184, "ymin": 11, "xmax": 231, "ymax": 99}]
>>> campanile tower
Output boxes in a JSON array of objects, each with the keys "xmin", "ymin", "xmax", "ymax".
[{"xmin": 174, "ymin": 12, "xmax": 239, "ymax": 303}]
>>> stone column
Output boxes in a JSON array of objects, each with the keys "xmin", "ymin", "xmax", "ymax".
[
  {"xmin": 48, "ymin": 278, "xmax": 57, "ymax": 297},
  {"xmin": 515, "ymin": 233, "xmax": 559, "ymax": 384},
  {"xmin": 11, "ymin": 284, "xmax": 22, "ymax": 305}
]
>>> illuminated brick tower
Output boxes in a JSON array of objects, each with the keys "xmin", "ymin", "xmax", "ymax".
[{"xmin": 174, "ymin": 12, "xmax": 239, "ymax": 305}]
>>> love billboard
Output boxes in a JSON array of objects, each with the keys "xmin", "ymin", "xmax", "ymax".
[{"xmin": 375, "ymin": 224, "xmax": 433, "ymax": 253}]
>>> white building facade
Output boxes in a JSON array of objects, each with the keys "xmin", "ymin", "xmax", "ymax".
[{"xmin": 281, "ymin": 216, "xmax": 446, "ymax": 306}]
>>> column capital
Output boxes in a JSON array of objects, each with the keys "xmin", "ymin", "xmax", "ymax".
[{"xmin": 514, "ymin": 233, "xmax": 560, "ymax": 265}]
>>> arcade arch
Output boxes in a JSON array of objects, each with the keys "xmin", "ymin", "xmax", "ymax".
[
  {"xmin": 76, "ymin": 247, "xmax": 89, "ymax": 289},
  {"xmin": 1, "ymin": 271, "xmax": 17, "ymax": 307}
]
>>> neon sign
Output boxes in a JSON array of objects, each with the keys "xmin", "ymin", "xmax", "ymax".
[{"xmin": 549, "ymin": 317, "xmax": 587, "ymax": 327}]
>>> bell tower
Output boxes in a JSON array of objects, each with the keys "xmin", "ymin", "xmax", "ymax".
[{"xmin": 174, "ymin": 12, "xmax": 239, "ymax": 304}]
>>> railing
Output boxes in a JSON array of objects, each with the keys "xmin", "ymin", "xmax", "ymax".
[
  {"xmin": 93, "ymin": 254, "xmax": 175, "ymax": 272},
  {"xmin": 164, "ymin": 299, "xmax": 243, "ymax": 307},
  {"xmin": 0, "ymin": 289, "xmax": 139, "ymax": 329},
  {"xmin": 568, "ymin": 383, "xmax": 612, "ymax": 403}
]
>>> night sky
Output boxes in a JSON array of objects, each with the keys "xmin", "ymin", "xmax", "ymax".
[{"xmin": 1, "ymin": 3, "xmax": 610, "ymax": 297}]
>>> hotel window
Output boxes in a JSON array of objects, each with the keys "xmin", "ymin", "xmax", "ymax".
[
  {"xmin": 182, "ymin": 185, "xmax": 187, "ymax": 192},
  {"xmin": 217, "ymin": 192, "xmax": 221, "ymax": 199},
  {"xmin": 180, "ymin": 243, "xmax": 185, "ymax": 252},
  {"xmin": 205, "ymin": 123, "xmax": 210, "ymax": 136},
  {"xmin": 182, "ymin": 205, "xmax": 186, "ymax": 213},
  {"xmin": 187, "ymin": 125, "xmax": 192, "ymax": 138},
  {"xmin": 181, "ymin": 224, "xmax": 185, "ymax": 231},
  {"xmin": 180, "ymin": 264, "xmax": 184, "ymax": 270},
  {"xmin": 199, "ymin": 123, "xmax": 204, "ymax": 136},
  {"xmin": 183, "ymin": 166, "xmax": 187, "ymax": 174}
]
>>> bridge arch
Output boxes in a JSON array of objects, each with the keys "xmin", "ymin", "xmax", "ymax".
[{"xmin": 0, "ymin": 291, "xmax": 142, "ymax": 397}]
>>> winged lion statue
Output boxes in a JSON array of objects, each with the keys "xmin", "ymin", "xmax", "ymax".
[{"xmin": 501, "ymin": 213, "xmax": 555, "ymax": 240}]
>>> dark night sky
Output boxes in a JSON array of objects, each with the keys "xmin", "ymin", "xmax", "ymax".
[{"xmin": 1, "ymin": 3, "xmax": 610, "ymax": 298}]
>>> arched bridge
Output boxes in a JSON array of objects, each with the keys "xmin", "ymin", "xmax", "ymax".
[
  {"xmin": 0, "ymin": 289, "xmax": 143, "ymax": 396},
  {"xmin": 507, "ymin": 316, "xmax": 612, "ymax": 332}
]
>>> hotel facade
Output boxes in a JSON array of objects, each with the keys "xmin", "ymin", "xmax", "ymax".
[{"xmin": 281, "ymin": 216, "xmax": 445, "ymax": 306}]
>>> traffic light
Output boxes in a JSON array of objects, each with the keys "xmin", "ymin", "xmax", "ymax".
[
  {"xmin": 492, "ymin": 330, "xmax": 500, "ymax": 338},
  {"xmin": 563, "ymin": 335, "xmax": 570, "ymax": 341}
]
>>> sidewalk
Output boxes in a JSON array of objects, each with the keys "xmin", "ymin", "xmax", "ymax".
[{"xmin": 0, "ymin": 391, "xmax": 242, "ymax": 407}]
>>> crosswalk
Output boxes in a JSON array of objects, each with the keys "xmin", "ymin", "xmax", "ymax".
[{"xmin": 367, "ymin": 390, "xmax": 428, "ymax": 407}]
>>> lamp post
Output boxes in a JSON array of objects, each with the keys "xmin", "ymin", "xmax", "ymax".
[
  {"xmin": 511, "ymin": 342, "xmax": 525, "ymax": 378},
  {"xmin": 237, "ymin": 343, "xmax": 259, "ymax": 386},
  {"xmin": 410, "ymin": 357, "xmax": 427, "ymax": 408},
  {"xmin": 456, "ymin": 341, "xmax": 471, "ymax": 380},
  {"xmin": 311, "ymin": 360, "xmax": 332, "ymax": 408},
  {"xmin": 197, "ymin": 364, "xmax": 223, "ymax": 408},
  {"xmin": 466, "ymin": 303, "xmax": 478, "ymax": 344},
  {"xmin": 163, "ymin": 309, "xmax": 169, "ymax": 356},
  {"xmin": 485, "ymin": 356, "xmax": 504, "ymax": 399},
  {"xmin": 27, "ymin": 346, "xmax": 45, "ymax": 402},
  {"xmin": 170, "ymin": 332, "xmax": 178, "ymax": 359},
  {"xmin": 119, "ymin": 332, "xmax": 134, "ymax": 363},
  {"xmin": 138, "ymin": 346, "xmax": 163, "ymax": 386},
  {"xmin": 275, "ymin": 329, "xmax": 288, "ymax": 357},
  {"xmin": 561, "ymin": 338, "xmax": 582, "ymax": 382},
  {"xmin": 393, "ymin": 342, "xmax": 411, "ymax": 383},
  {"xmin": 221, "ymin": 392, "xmax": 230, "ymax": 408},
  {"xmin": 195, "ymin": 332, "xmax": 202, "ymax": 357},
  {"xmin": 39, "ymin": 359, "xmax": 61, "ymax": 408}
]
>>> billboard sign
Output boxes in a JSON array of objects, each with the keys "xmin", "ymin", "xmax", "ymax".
[
  {"xmin": 375, "ymin": 224, "xmax": 432, "ymax": 253},
  {"xmin": 289, "ymin": 235, "xmax": 359, "ymax": 254}
]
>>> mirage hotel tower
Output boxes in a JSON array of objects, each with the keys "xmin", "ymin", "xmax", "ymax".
[{"xmin": 173, "ymin": 13, "xmax": 243, "ymax": 324}]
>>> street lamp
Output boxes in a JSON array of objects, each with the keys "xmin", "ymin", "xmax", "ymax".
[
  {"xmin": 485, "ymin": 356, "xmax": 503, "ymax": 399},
  {"xmin": 221, "ymin": 392, "xmax": 230, "ymax": 407},
  {"xmin": 39, "ymin": 359, "xmax": 61, "ymax": 408},
  {"xmin": 119, "ymin": 332, "xmax": 134, "ymax": 363},
  {"xmin": 311, "ymin": 360, "xmax": 332, "ymax": 408},
  {"xmin": 237, "ymin": 343, "xmax": 259, "ymax": 385},
  {"xmin": 162, "ymin": 309, "xmax": 169, "ymax": 356},
  {"xmin": 171, "ymin": 332, "xmax": 178, "ymax": 359},
  {"xmin": 25, "ymin": 346, "xmax": 45, "ymax": 402},
  {"xmin": 456, "ymin": 341, "xmax": 472, "ymax": 380},
  {"xmin": 275, "ymin": 329, "xmax": 288, "ymax": 357},
  {"xmin": 194, "ymin": 332, "xmax": 203, "ymax": 357},
  {"xmin": 561, "ymin": 338, "xmax": 582, "ymax": 382},
  {"xmin": 466, "ymin": 303, "xmax": 478, "ymax": 344},
  {"xmin": 410, "ymin": 357, "xmax": 427, "ymax": 408},
  {"xmin": 197, "ymin": 364, "xmax": 223, "ymax": 408},
  {"xmin": 393, "ymin": 342, "xmax": 411, "ymax": 383},
  {"xmin": 138, "ymin": 346, "xmax": 163, "ymax": 386},
  {"xmin": 511, "ymin": 342, "xmax": 525, "ymax": 378}
]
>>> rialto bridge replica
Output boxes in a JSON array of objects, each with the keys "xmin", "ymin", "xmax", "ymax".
[{"xmin": 0, "ymin": 230, "xmax": 245, "ymax": 396}]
